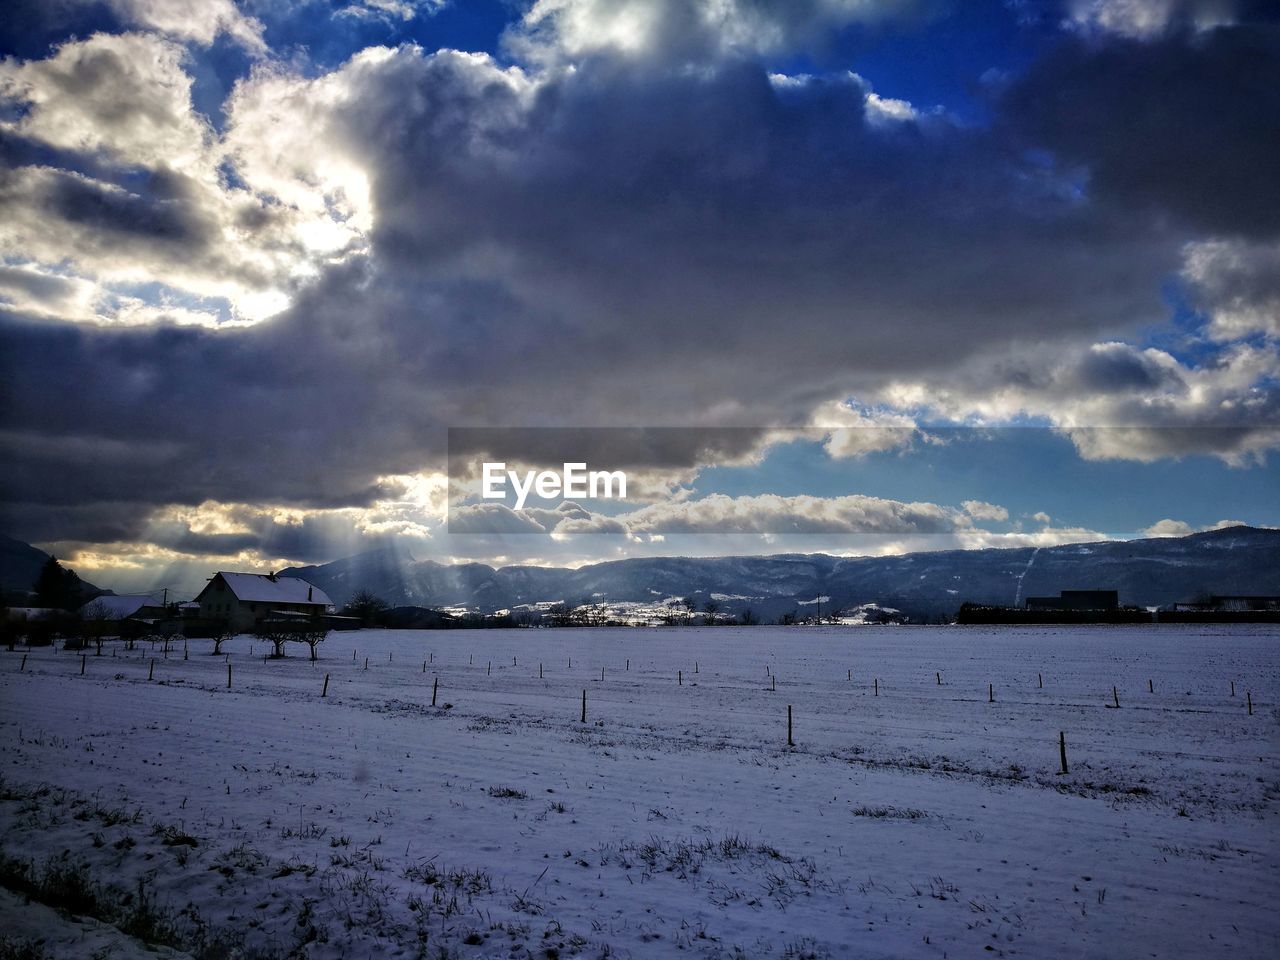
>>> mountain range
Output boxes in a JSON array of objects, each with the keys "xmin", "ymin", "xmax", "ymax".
[{"xmin": 279, "ymin": 525, "xmax": 1280, "ymax": 621}]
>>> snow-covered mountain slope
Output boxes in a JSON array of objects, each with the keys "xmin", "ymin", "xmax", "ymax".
[{"xmin": 281, "ymin": 526, "xmax": 1280, "ymax": 619}]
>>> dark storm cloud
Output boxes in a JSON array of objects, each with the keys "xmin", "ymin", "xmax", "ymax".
[
  {"xmin": 336, "ymin": 47, "xmax": 1178, "ymax": 418},
  {"xmin": 1, "ymin": 10, "xmax": 1277, "ymax": 552},
  {"xmin": 1001, "ymin": 22, "xmax": 1280, "ymax": 238},
  {"xmin": 1073, "ymin": 343, "xmax": 1178, "ymax": 392},
  {"xmin": 0, "ymin": 265, "xmax": 420, "ymax": 542},
  {"xmin": 0, "ymin": 263, "xmax": 85, "ymax": 309},
  {"xmin": 44, "ymin": 168, "xmax": 209, "ymax": 243}
]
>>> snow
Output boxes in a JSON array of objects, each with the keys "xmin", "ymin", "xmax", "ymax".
[{"xmin": 1, "ymin": 625, "xmax": 1276, "ymax": 959}]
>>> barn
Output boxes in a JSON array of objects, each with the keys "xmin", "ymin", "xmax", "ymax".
[{"xmin": 195, "ymin": 572, "xmax": 334, "ymax": 633}]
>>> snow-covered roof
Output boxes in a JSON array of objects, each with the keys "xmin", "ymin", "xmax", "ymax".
[
  {"xmin": 81, "ymin": 595, "xmax": 163, "ymax": 619},
  {"xmin": 212, "ymin": 572, "xmax": 332, "ymax": 607}
]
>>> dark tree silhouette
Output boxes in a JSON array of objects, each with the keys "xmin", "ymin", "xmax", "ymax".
[
  {"xmin": 343, "ymin": 589, "xmax": 390, "ymax": 627},
  {"xmin": 34, "ymin": 557, "xmax": 82, "ymax": 610}
]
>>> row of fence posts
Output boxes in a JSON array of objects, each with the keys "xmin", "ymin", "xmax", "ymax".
[{"xmin": 23, "ymin": 646, "xmax": 1263, "ymax": 727}]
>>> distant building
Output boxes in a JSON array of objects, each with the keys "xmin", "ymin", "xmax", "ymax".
[
  {"xmin": 195, "ymin": 572, "xmax": 334, "ymax": 633},
  {"xmin": 1026, "ymin": 590, "xmax": 1119, "ymax": 611},
  {"xmin": 1173, "ymin": 595, "xmax": 1280, "ymax": 613},
  {"xmin": 80, "ymin": 595, "xmax": 168, "ymax": 620}
]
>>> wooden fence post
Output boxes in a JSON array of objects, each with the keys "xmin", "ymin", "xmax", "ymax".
[
  {"xmin": 364, "ymin": 657, "xmax": 369, "ymax": 670},
  {"xmin": 873, "ymin": 678, "xmax": 878, "ymax": 697},
  {"xmin": 432, "ymin": 677, "xmax": 438, "ymax": 707},
  {"xmin": 771, "ymin": 675, "xmax": 776, "ymax": 692},
  {"xmin": 580, "ymin": 689, "xmax": 587, "ymax": 723},
  {"xmin": 1148, "ymin": 678, "xmax": 1153, "ymax": 693},
  {"xmin": 1059, "ymin": 731, "xmax": 1068, "ymax": 775},
  {"xmin": 936, "ymin": 671, "xmax": 941, "ymax": 685},
  {"xmin": 322, "ymin": 673, "xmax": 330, "ymax": 697},
  {"xmin": 148, "ymin": 659, "xmax": 154, "ymax": 681},
  {"xmin": 678, "ymin": 670, "xmax": 682, "ymax": 686},
  {"xmin": 989, "ymin": 683, "xmax": 994, "ymax": 703},
  {"xmin": 1230, "ymin": 680, "xmax": 1235, "ymax": 697},
  {"xmin": 1038, "ymin": 673, "xmax": 1043, "ymax": 689},
  {"xmin": 227, "ymin": 663, "xmax": 232, "ymax": 689},
  {"xmin": 787, "ymin": 704, "xmax": 794, "ymax": 747},
  {"xmin": 1112, "ymin": 685, "xmax": 1120, "ymax": 708},
  {"xmin": 1247, "ymin": 691, "xmax": 1253, "ymax": 716},
  {"xmin": 20, "ymin": 654, "xmax": 27, "ymax": 672},
  {"xmin": 80, "ymin": 654, "xmax": 86, "ymax": 675}
]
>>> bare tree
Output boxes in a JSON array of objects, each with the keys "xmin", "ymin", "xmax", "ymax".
[
  {"xmin": 210, "ymin": 629, "xmax": 233, "ymax": 656},
  {"xmin": 80, "ymin": 599, "xmax": 114, "ymax": 654},
  {"xmin": 255, "ymin": 622, "xmax": 329, "ymax": 659},
  {"xmin": 254, "ymin": 624, "xmax": 291, "ymax": 658},
  {"xmin": 702, "ymin": 600, "xmax": 721, "ymax": 625},
  {"xmin": 300, "ymin": 627, "xmax": 328, "ymax": 661}
]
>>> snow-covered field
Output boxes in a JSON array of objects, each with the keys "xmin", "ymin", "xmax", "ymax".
[{"xmin": 1, "ymin": 625, "xmax": 1276, "ymax": 959}]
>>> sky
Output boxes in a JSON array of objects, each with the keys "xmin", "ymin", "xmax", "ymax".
[{"xmin": 0, "ymin": 0, "xmax": 1277, "ymax": 598}]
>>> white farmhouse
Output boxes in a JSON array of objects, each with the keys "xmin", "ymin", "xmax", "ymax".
[{"xmin": 195, "ymin": 572, "xmax": 334, "ymax": 633}]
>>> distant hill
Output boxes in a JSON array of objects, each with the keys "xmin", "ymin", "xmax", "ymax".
[
  {"xmin": 0, "ymin": 533, "xmax": 106, "ymax": 606},
  {"xmin": 280, "ymin": 525, "xmax": 1280, "ymax": 622}
]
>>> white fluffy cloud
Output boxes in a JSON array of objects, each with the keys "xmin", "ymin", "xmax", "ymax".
[
  {"xmin": 1141, "ymin": 517, "xmax": 1248, "ymax": 537},
  {"xmin": 962, "ymin": 500, "xmax": 1009, "ymax": 522},
  {"xmin": 0, "ymin": 32, "xmax": 375, "ymax": 324},
  {"xmin": 460, "ymin": 491, "xmax": 970, "ymax": 537},
  {"xmin": 872, "ymin": 338, "xmax": 1280, "ymax": 465},
  {"xmin": 518, "ymin": 0, "xmax": 931, "ymax": 60},
  {"xmin": 0, "ymin": 31, "xmax": 210, "ymax": 165},
  {"xmin": 336, "ymin": 1, "xmax": 450, "ymax": 24},
  {"xmin": 1182, "ymin": 238, "xmax": 1280, "ymax": 341},
  {"xmin": 103, "ymin": 0, "xmax": 267, "ymax": 54},
  {"xmin": 1064, "ymin": 0, "xmax": 1235, "ymax": 39}
]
